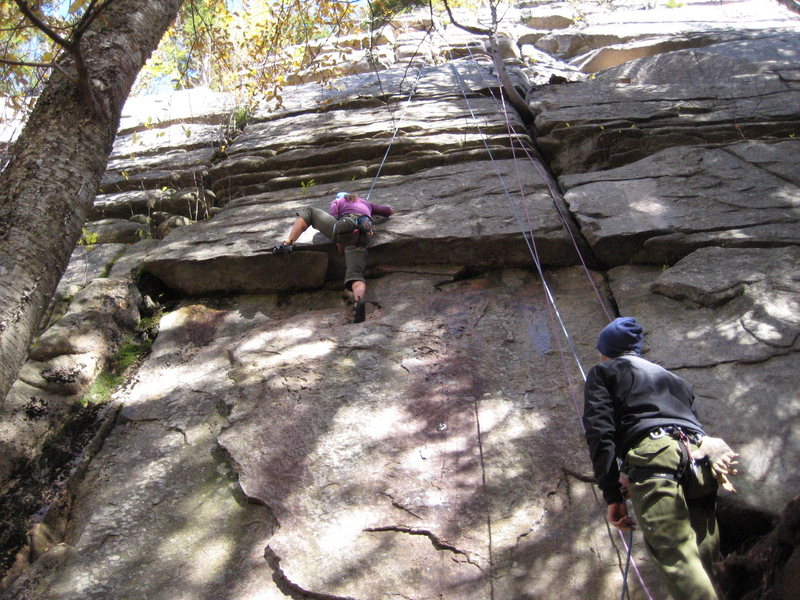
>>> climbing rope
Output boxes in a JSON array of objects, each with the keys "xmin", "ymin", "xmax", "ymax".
[
  {"xmin": 477, "ymin": 61, "xmax": 656, "ymax": 600},
  {"xmin": 359, "ymin": 28, "xmax": 649, "ymax": 595},
  {"xmin": 621, "ymin": 529, "xmax": 635, "ymax": 600},
  {"xmin": 447, "ymin": 56, "xmax": 655, "ymax": 600},
  {"xmin": 448, "ymin": 61, "xmax": 587, "ymax": 380},
  {"xmin": 361, "ymin": 49, "xmax": 501, "ymax": 595},
  {"xmin": 459, "ymin": 41, "xmax": 613, "ymax": 322},
  {"xmin": 364, "ymin": 63, "xmax": 425, "ymax": 202}
]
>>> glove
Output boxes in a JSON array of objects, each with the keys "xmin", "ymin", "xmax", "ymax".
[
  {"xmin": 271, "ymin": 243, "xmax": 293, "ymax": 254},
  {"xmin": 696, "ymin": 436, "xmax": 739, "ymax": 493}
]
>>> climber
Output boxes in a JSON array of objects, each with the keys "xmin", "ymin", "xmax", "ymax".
[
  {"xmin": 582, "ymin": 317, "xmax": 739, "ymax": 600},
  {"xmin": 272, "ymin": 192, "xmax": 395, "ymax": 323}
]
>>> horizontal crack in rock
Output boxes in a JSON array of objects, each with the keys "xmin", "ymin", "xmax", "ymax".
[
  {"xmin": 562, "ymin": 466, "xmax": 595, "ymax": 483},
  {"xmin": 377, "ymin": 491, "xmax": 424, "ymax": 520},
  {"xmin": 670, "ymin": 348, "xmax": 799, "ymax": 372},
  {"xmin": 363, "ymin": 526, "xmax": 481, "ymax": 568}
]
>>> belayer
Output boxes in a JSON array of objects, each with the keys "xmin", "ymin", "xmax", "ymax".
[
  {"xmin": 272, "ymin": 192, "xmax": 395, "ymax": 323},
  {"xmin": 583, "ymin": 317, "xmax": 739, "ymax": 600}
]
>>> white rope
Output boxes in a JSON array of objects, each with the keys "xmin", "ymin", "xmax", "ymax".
[
  {"xmin": 448, "ymin": 61, "xmax": 587, "ymax": 380},
  {"xmin": 364, "ymin": 65, "xmax": 425, "ymax": 202},
  {"xmin": 449, "ymin": 58, "xmax": 655, "ymax": 600},
  {"xmin": 459, "ymin": 43, "xmax": 614, "ymax": 324}
]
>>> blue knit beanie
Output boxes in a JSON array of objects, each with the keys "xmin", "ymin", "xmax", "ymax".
[{"xmin": 596, "ymin": 317, "xmax": 643, "ymax": 358}]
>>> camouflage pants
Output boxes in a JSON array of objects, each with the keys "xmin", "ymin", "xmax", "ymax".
[{"xmin": 623, "ymin": 434, "xmax": 720, "ymax": 600}]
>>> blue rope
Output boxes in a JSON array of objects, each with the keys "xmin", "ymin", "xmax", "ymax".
[{"xmin": 620, "ymin": 529, "xmax": 634, "ymax": 600}]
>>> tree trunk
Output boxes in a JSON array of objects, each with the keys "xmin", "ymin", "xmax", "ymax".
[
  {"xmin": 0, "ymin": 0, "xmax": 184, "ymax": 403},
  {"xmin": 486, "ymin": 33, "xmax": 533, "ymax": 124}
]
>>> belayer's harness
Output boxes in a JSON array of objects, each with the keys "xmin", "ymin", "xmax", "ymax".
[{"xmin": 626, "ymin": 426, "xmax": 703, "ymax": 486}]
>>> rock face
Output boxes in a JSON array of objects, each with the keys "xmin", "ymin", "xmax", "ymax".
[
  {"xmin": 530, "ymin": 32, "xmax": 800, "ymax": 175},
  {"xmin": 560, "ymin": 141, "xmax": 800, "ymax": 266},
  {"xmin": 209, "ymin": 90, "xmax": 527, "ymax": 201},
  {"xmin": 0, "ymin": 276, "xmax": 142, "ymax": 490},
  {"xmin": 218, "ymin": 269, "xmax": 608, "ymax": 600},
  {"xmin": 3, "ymin": 1, "xmax": 800, "ymax": 599}
]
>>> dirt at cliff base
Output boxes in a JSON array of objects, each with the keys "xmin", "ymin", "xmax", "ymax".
[
  {"xmin": 0, "ymin": 402, "xmax": 103, "ymax": 580},
  {"xmin": 717, "ymin": 495, "xmax": 800, "ymax": 600}
]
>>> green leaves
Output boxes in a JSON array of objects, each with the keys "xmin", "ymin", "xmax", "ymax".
[
  {"xmin": 68, "ymin": 0, "xmax": 89, "ymax": 14},
  {"xmin": 133, "ymin": 0, "xmax": 369, "ymax": 106},
  {"xmin": 3, "ymin": 0, "xmax": 485, "ymax": 117},
  {"xmin": 0, "ymin": 1, "xmax": 102, "ymax": 111}
]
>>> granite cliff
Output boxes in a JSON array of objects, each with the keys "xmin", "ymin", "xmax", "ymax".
[{"xmin": 1, "ymin": 1, "xmax": 799, "ymax": 598}]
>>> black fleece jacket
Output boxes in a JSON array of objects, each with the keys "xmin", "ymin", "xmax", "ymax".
[{"xmin": 582, "ymin": 353, "xmax": 705, "ymax": 504}]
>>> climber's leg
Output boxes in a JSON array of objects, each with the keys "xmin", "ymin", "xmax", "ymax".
[
  {"xmin": 344, "ymin": 247, "xmax": 368, "ymax": 323},
  {"xmin": 295, "ymin": 206, "xmax": 339, "ymax": 241},
  {"xmin": 283, "ymin": 216, "xmax": 308, "ymax": 245},
  {"xmin": 351, "ymin": 281, "xmax": 366, "ymax": 302}
]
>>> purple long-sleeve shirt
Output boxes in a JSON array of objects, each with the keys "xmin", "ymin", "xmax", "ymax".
[{"xmin": 329, "ymin": 195, "xmax": 393, "ymax": 219}]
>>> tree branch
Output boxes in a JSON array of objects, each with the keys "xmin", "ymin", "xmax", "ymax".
[
  {"xmin": 71, "ymin": 0, "xmax": 123, "ymax": 115},
  {"xmin": 440, "ymin": 0, "xmax": 532, "ymax": 123},
  {"xmin": 0, "ymin": 56, "xmax": 77, "ymax": 85},
  {"xmin": 70, "ymin": 44, "xmax": 99, "ymax": 114},
  {"xmin": 486, "ymin": 32, "xmax": 532, "ymax": 122},
  {"xmin": 0, "ymin": 56, "xmax": 49, "ymax": 69},
  {"xmin": 13, "ymin": 0, "xmax": 73, "ymax": 51},
  {"xmin": 76, "ymin": 0, "xmax": 103, "ymax": 34},
  {"xmin": 12, "ymin": 0, "xmax": 117, "ymax": 116},
  {"xmin": 440, "ymin": 0, "xmax": 491, "ymax": 36},
  {"xmin": 74, "ymin": 0, "xmax": 121, "ymax": 38}
]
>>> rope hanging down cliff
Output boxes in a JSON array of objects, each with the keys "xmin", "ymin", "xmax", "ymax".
[
  {"xmin": 448, "ymin": 61, "xmax": 588, "ymax": 380},
  {"xmin": 448, "ymin": 59, "xmax": 654, "ymax": 600},
  {"xmin": 458, "ymin": 40, "xmax": 612, "ymax": 322},
  {"xmin": 365, "ymin": 64, "xmax": 425, "ymax": 202}
]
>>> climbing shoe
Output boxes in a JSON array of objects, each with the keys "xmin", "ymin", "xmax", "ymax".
[
  {"xmin": 271, "ymin": 243, "xmax": 294, "ymax": 254},
  {"xmin": 353, "ymin": 299, "xmax": 366, "ymax": 323}
]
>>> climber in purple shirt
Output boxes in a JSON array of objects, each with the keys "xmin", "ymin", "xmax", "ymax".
[
  {"xmin": 328, "ymin": 193, "xmax": 393, "ymax": 222},
  {"xmin": 272, "ymin": 192, "xmax": 395, "ymax": 323}
]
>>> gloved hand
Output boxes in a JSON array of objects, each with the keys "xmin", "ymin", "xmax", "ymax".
[
  {"xmin": 696, "ymin": 436, "xmax": 739, "ymax": 493},
  {"xmin": 271, "ymin": 243, "xmax": 293, "ymax": 254}
]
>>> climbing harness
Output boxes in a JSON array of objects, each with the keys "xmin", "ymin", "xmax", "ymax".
[
  {"xmin": 330, "ymin": 213, "xmax": 375, "ymax": 243},
  {"xmin": 626, "ymin": 426, "xmax": 702, "ymax": 487},
  {"xmin": 354, "ymin": 215, "xmax": 375, "ymax": 236}
]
